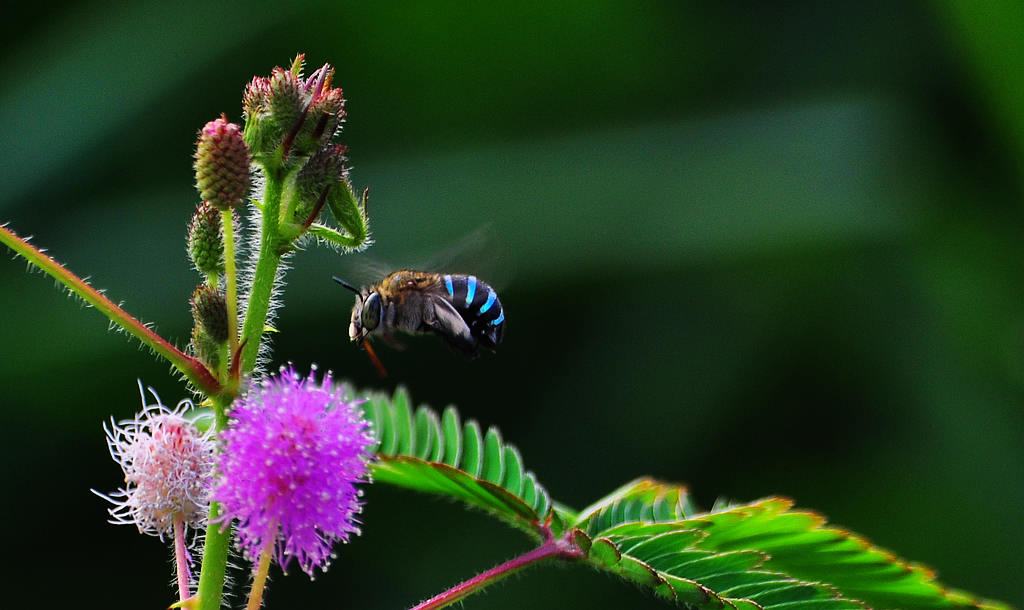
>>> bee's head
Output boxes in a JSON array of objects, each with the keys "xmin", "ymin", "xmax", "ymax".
[
  {"xmin": 332, "ymin": 276, "xmax": 382, "ymax": 341},
  {"xmin": 334, "ymin": 276, "xmax": 389, "ymax": 377}
]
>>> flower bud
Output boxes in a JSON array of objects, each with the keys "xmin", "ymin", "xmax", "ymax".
[
  {"xmin": 242, "ymin": 75, "xmax": 276, "ymax": 155},
  {"xmin": 191, "ymin": 323, "xmax": 221, "ymax": 370},
  {"xmin": 293, "ymin": 144, "xmax": 348, "ymax": 224},
  {"xmin": 242, "ymin": 59, "xmax": 305, "ymax": 161},
  {"xmin": 267, "ymin": 67, "xmax": 304, "ymax": 135},
  {"xmin": 195, "ymin": 115, "xmax": 250, "ymax": 210},
  {"xmin": 187, "ymin": 202, "xmax": 224, "ymax": 274},
  {"xmin": 291, "ymin": 68, "xmax": 345, "ymax": 158},
  {"xmin": 307, "ymin": 86, "xmax": 346, "ymax": 145},
  {"xmin": 240, "ymin": 54, "xmax": 347, "ymax": 170},
  {"xmin": 190, "ymin": 284, "xmax": 229, "ymax": 344}
]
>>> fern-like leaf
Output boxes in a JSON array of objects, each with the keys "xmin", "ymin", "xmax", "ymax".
[
  {"xmin": 575, "ymin": 477, "xmax": 699, "ymax": 535},
  {"xmin": 574, "ymin": 479, "xmax": 1010, "ymax": 610},
  {"xmin": 361, "ymin": 387, "xmax": 551, "ymax": 535},
  {"xmin": 358, "ymin": 390, "xmax": 1009, "ymax": 609}
]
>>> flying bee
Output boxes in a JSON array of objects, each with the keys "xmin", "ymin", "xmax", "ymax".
[{"xmin": 333, "ymin": 270, "xmax": 505, "ymax": 375}]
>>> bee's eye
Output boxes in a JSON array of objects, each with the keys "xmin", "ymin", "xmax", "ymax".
[{"xmin": 362, "ymin": 292, "xmax": 382, "ymax": 331}]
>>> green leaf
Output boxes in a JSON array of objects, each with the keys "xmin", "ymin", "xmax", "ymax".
[
  {"xmin": 461, "ymin": 420, "xmax": 483, "ymax": 478},
  {"xmin": 679, "ymin": 497, "xmax": 1010, "ymax": 609},
  {"xmin": 576, "ymin": 478, "xmax": 699, "ymax": 536},
  {"xmin": 502, "ymin": 446, "xmax": 523, "ymax": 496},
  {"xmin": 481, "ymin": 427, "xmax": 504, "ymax": 484},
  {"xmin": 440, "ymin": 406, "xmax": 461, "ymax": 464},
  {"xmin": 616, "ymin": 530, "xmax": 707, "ymax": 558},
  {"xmin": 574, "ymin": 479, "xmax": 1011, "ymax": 609},
  {"xmin": 359, "ymin": 391, "xmax": 1009, "ymax": 610},
  {"xmin": 391, "ymin": 388, "xmax": 414, "ymax": 456},
  {"xmin": 362, "ymin": 387, "xmax": 553, "ymax": 535}
]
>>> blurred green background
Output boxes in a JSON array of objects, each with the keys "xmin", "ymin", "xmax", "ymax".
[{"xmin": 1, "ymin": 1, "xmax": 1021, "ymax": 608}]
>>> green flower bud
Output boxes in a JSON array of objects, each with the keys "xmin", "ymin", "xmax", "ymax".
[
  {"xmin": 293, "ymin": 144, "xmax": 348, "ymax": 225},
  {"xmin": 187, "ymin": 202, "xmax": 224, "ymax": 274},
  {"xmin": 191, "ymin": 323, "xmax": 221, "ymax": 371},
  {"xmin": 242, "ymin": 76, "xmax": 276, "ymax": 156},
  {"xmin": 240, "ymin": 54, "xmax": 347, "ymax": 171},
  {"xmin": 242, "ymin": 58, "xmax": 306, "ymax": 162},
  {"xmin": 195, "ymin": 115, "xmax": 250, "ymax": 210},
  {"xmin": 190, "ymin": 285, "xmax": 229, "ymax": 345},
  {"xmin": 268, "ymin": 67, "xmax": 304, "ymax": 134},
  {"xmin": 310, "ymin": 87, "xmax": 346, "ymax": 144},
  {"xmin": 291, "ymin": 71, "xmax": 345, "ymax": 159}
]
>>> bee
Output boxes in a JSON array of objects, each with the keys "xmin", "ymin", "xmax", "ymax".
[{"xmin": 333, "ymin": 270, "xmax": 505, "ymax": 375}]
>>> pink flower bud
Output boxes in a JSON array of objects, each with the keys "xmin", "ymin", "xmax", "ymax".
[{"xmin": 195, "ymin": 115, "xmax": 250, "ymax": 210}]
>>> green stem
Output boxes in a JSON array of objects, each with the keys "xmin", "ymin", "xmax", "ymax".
[
  {"xmin": 0, "ymin": 224, "xmax": 221, "ymax": 396},
  {"xmin": 196, "ymin": 395, "xmax": 233, "ymax": 610},
  {"xmin": 196, "ymin": 172, "xmax": 287, "ymax": 609},
  {"xmin": 196, "ymin": 503, "xmax": 230, "ymax": 610},
  {"xmin": 238, "ymin": 173, "xmax": 285, "ymax": 374},
  {"xmin": 308, "ymin": 222, "xmax": 364, "ymax": 249},
  {"xmin": 221, "ymin": 209, "xmax": 240, "ymax": 364}
]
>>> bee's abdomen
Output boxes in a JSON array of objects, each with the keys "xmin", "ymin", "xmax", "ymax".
[{"xmin": 444, "ymin": 274, "xmax": 504, "ymax": 348}]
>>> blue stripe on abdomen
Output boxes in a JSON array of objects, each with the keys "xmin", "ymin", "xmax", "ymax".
[
  {"xmin": 444, "ymin": 274, "xmax": 454, "ymax": 297},
  {"xmin": 465, "ymin": 276, "xmax": 477, "ymax": 306},
  {"xmin": 490, "ymin": 310, "xmax": 504, "ymax": 326},
  {"xmin": 479, "ymin": 289, "xmax": 497, "ymax": 314}
]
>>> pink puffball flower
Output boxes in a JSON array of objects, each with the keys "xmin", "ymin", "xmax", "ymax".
[
  {"xmin": 94, "ymin": 382, "xmax": 215, "ymax": 539},
  {"xmin": 213, "ymin": 365, "xmax": 374, "ymax": 576}
]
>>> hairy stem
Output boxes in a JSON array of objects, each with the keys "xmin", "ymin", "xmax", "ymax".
[
  {"xmin": 196, "ymin": 395, "xmax": 233, "ymax": 610},
  {"xmin": 238, "ymin": 173, "xmax": 284, "ymax": 374},
  {"xmin": 222, "ymin": 209, "xmax": 240, "ymax": 366},
  {"xmin": 0, "ymin": 224, "xmax": 221, "ymax": 396},
  {"xmin": 173, "ymin": 514, "xmax": 191, "ymax": 601},
  {"xmin": 409, "ymin": 532, "xmax": 583, "ymax": 610},
  {"xmin": 196, "ymin": 503, "xmax": 230, "ymax": 610},
  {"xmin": 246, "ymin": 545, "xmax": 274, "ymax": 610},
  {"xmin": 308, "ymin": 222, "xmax": 363, "ymax": 249},
  {"xmin": 195, "ymin": 173, "xmax": 288, "ymax": 610}
]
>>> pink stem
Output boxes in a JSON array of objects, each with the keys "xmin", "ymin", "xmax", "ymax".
[
  {"xmin": 409, "ymin": 532, "xmax": 582, "ymax": 610},
  {"xmin": 173, "ymin": 515, "xmax": 191, "ymax": 601}
]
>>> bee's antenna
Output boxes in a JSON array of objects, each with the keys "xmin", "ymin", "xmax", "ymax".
[{"xmin": 332, "ymin": 276, "xmax": 361, "ymax": 296}]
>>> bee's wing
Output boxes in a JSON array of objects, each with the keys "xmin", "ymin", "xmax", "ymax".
[
  {"xmin": 388, "ymin": 225, "xmax": 514, "ymax": 291},
  {"xmin": 424, "ymin": 294, "xmax": 477, "ymax": 356},
  {"xmin": 344, "ymin": 228, "xmax": 490, "ymax": 283},
  {"xmin": 332, "ymin": 256, "xmax": 394, "ymax": 289},
  {"xmin": 418, "ymin": 225, "xmax": 493, "ymax": 269},
  {"xmin": 426, "ymin": 225, "xmax": 515, "ymax": 292}
]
